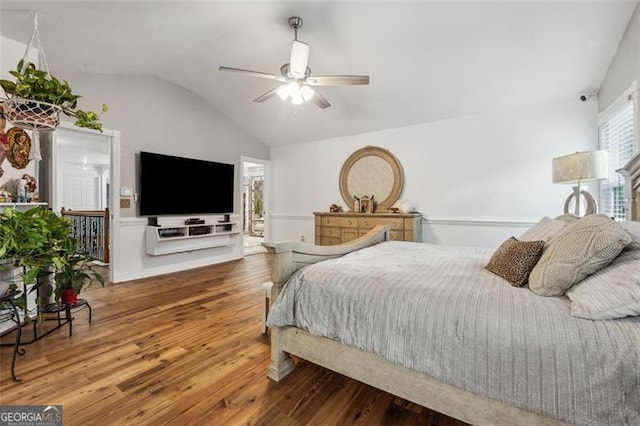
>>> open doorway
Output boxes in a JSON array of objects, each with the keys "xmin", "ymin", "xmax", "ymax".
[
  {"xmin": 39, "ymin": 123, "xmax": 119, "ymax": 283},
  {"xmin": 241, "ymin": 157, "xmax": 269, "ymax": 255}
]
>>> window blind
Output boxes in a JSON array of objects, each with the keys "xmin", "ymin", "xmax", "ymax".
[{"xmin": 599, "ymin": 101, "xmax": 635, "ymax": 220}]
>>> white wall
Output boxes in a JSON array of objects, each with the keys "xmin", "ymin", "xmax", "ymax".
[
  {"xmin": 53, "ymin": 72, "xmax": 270, "ymax": 282},
  {"xmin": 270, "ymin": 99, "xmax": 598, "ymax": 248},
  {"xmin": 598, "ymin": 2, "xmax": 640, "ymax": 113}
]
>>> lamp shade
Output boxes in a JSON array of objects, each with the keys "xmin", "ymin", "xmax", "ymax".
[{"xmin": 552, "ymin": 150, "xmax": 609, "ymax": 184}]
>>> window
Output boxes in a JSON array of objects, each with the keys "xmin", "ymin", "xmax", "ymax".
[{"xmin": 599, "ymin": 89, "xmax": 637, "ymax": 220}]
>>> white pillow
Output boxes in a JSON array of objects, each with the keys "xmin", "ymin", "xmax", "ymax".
[
  {"xmin": 519, "ymin": 216, "xmax": 567, "ymax": 243},
  {"xmin": 620, "ymin": 221, "xmax": 640, "ymax": 251},
  {"xmin": 567, "ymin": 248, "xmax": 640, "ymax": 320},
  {"xmin": 529, "ymin": 215, "xmax": 632, "ymax": 297}
]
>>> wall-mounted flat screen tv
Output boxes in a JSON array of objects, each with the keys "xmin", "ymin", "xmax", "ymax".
[{"xmin": 139, "ymin": 151, "xmax": 234, "ymax": 216}]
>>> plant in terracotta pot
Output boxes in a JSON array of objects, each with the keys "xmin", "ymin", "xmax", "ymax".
[
  {"xmin": 0, "ymin": 60, "xmax": 108, "ymax": 132},
  {"xmin": 53, "ymin": 252, "xmax": 105, "ymax": 304}
]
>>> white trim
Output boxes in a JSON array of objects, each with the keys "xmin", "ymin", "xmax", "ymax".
[
  {"xmin": 270, "ymin": 213, "xmax": 537, "ymax": 228},
  {"xmin": 424, "ymin": 216, "xmax": 537, "ymax": 228},
  {"xmin": 55, "ymin": 121, "xmax": 121, "ymax": 284},
  {"xmin": 120, "ymin": 217, "xmax": 147, "ymax": 227},
  {"xmin": 241, "ymin": 156, "xmax": 271, "ymax": 242},
  {"xmin": 597, "ymin": 81, "xmax": 637, "ymax": 126}
]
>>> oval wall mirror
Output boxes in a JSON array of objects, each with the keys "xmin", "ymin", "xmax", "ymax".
[{"xmin": 339, "ymin": 146, "xmax": 404, "ymax": 212}]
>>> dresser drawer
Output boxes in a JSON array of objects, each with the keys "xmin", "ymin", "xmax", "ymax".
[
  {"xmin": 341, "ymin": 228, "xmax": 359, "ymax": 242},
  {"xmin": 321, "ymin": 236, "xmax": 342, "ymax": 246},
  {"xmin": 389, "ymin": 230, "xmax": 405, "ymax": 241},
  {"xmin": 321, "ymin": 216, "xmax": 358, "ymax": 227},
  {"xmin": 321, "ymin": 227, "xmax": 341, "ymax": 238},
  {"xmin": 358, "ymin": 217, "xmax": 404, "ymax": 230}
]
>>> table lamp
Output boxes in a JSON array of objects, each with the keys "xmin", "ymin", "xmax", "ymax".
[{"xmin": 552, "ymin": 150, "xmax": 608, "ymax": 216}]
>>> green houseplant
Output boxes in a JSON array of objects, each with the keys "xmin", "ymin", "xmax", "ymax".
[
  {"xmin": 0, "ymin": 207, "xmax": 101, "ymax": 310},
  {"xmin": 53, "ymin": 252, "xmax": 105, "ymax": 304},
  {"xmin": 0, "ymin": 60, "xmax": 108, "ymax": 132}
]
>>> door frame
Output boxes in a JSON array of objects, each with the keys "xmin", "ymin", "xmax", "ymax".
[
  {"xmin": 53, "ymin": 122, "xmax": 121, "ymax": 283},
  {"xmin": 240, "ymin": 156, "xmax": 271, "ymax": 244}
]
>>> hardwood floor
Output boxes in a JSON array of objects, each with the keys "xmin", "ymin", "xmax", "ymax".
[{"xmin": 0, "ymin": 254, "xmax": 466, "ymax": 425}]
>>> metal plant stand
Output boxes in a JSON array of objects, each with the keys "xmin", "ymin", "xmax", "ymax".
[{"xmin": 0, "ymin": 291, "xmax": 26, "ymax": 382}]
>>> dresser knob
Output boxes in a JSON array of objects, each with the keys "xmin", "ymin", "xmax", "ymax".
[
  {"xmin": 363, "ymin": 220, "xmax": 369, "ymax": 226},
  {"xmin": 328, "ymin": 230, "xmax": 332, "ymax": 235},
  {"xmin": 348, "ymin": 220, "xmax": 353, "ymax": 225}
]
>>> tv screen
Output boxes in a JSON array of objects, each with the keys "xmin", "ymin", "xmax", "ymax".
[{"xmin": 140, "ymin": 151, "xmax": 234, "ymax": 216}]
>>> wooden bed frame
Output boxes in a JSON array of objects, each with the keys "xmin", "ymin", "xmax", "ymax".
[
  {"xmin": 263, "ymin": 159, "xmax": 640, "ymax": 424},
  {"xmin": 263, "ymin": 225, "xmax": 566, "ymax": 425}
]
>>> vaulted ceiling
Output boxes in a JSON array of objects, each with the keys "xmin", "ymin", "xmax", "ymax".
[{"xmin": 0, "ymin": 1, "xmax": 637, "ymax": 146}]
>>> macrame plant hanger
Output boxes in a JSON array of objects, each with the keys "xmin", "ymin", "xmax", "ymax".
[{"xmin": 4, "ymin": 12, "xmax": 63, "ymax": 161}]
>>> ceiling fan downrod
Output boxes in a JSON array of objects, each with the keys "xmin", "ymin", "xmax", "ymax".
[{"xmin": 288, "ymin": 16, "xmax": 303, "ymax": 40}]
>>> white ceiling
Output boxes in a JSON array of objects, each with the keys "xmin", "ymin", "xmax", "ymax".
[{"xmin": 0, "ymin": 1, "xmax": 637, "ymax": 146}]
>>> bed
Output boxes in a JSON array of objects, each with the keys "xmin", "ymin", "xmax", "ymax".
[{"xmin": 263, "ymin": 156, "xmax": 640, "ymax": 425}]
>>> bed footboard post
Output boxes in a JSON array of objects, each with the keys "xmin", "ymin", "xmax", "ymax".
[
  {"xmin": 265, "ymin": 248, "xmax": 296, "ymax": 381},
  {"xmin": 267, "ymin": 326, "xmax": 295, "ymax": 381}
]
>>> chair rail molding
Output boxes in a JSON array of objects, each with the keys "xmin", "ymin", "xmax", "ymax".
[{"xmin": 270, "ymin": 213, "xmax": 537, "ymax": 228}]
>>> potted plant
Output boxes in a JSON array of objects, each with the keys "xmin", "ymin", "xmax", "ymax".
[
  {"xmin": 0, "ymin": 60, "xmax": 108, "ymax": 132},
  {"xmin": 0, "ymin": 207, "xmax": 79, "ymax": 313},
  {"xmin": 53, "ymin": 252, "xmax": 105, "ymax": 304}
]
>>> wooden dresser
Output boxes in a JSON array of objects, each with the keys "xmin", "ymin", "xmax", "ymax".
[{"xmin": 314, "ymin": 212, "xmax": 422, "ymax": 245}]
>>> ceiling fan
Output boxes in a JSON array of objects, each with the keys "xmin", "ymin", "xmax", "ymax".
[{"xmin": 219, "ymin": 16, "xmax": 369, "ymax": 109}]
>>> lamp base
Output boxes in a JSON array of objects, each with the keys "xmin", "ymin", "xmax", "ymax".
[{"xmin": 563, "ymin": 189, "xmax": 597, "ymax": 217}]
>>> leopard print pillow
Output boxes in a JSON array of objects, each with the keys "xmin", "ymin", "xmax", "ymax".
[{"xmin": 485, "ymin": 237, "xmax": 545, "ymax": 287}]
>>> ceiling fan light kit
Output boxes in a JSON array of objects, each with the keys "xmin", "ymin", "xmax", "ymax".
[{"xmin": 219, "ymin": 16, "xmax": 369, "ymax": 109}]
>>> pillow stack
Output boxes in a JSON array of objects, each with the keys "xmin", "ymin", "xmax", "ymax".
[
  {"xmin": 565, "ymin": 220, "xmax": 640, "ymax": 320},
  {"xmin": 486, "ymin": 215, "xmax": 635, "ymax": 314},
  {"xmin": 528, "ymin": 215, "xmax": 631, "ymax": 297}
]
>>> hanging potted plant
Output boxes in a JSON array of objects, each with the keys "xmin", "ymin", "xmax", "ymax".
[{"xmin": 0, "ymin": 60, "xmax": 108, "ymax": 132}]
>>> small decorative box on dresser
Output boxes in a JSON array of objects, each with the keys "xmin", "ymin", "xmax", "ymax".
[{"xmin": 314, "ymin": 212, "xmax": 422, "ymax": 245}]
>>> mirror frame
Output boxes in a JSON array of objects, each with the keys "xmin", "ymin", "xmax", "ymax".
[{"xmin": 339, "ymin": 146, "xmax": 404, "ymax": 212}]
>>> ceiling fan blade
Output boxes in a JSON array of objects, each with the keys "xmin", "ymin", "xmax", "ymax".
[
  {"xmin": 253, "ymin": 86, "xmax": 281, "ymax": 103},
  {"xmin": 310, "ymin": 88, "xmax": 331, "ymax": 109},
  {"xmin": 219, "ymin": 66, "xmax": 287, "ymax": 82},
  {"xmin": 289, "ymin": 40, "xmax": 309, "ymax": 79},
  {"xmin": 305, "ymin": 75, "xmax": 370, "ymax": 86}
]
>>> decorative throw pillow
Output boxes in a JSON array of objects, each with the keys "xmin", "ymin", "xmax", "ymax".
[
  {"xmin": 566, "ymin": 248, "xmax": 640, "ymax": 320},
  {"xmin": 519, "ymin": 216, "xmax": 567, "ymax": 243},
  {"xmin": 554, "ymin": 213, "xmax": 580, "ymax": 224},
  {"xmin": 529, "ymin": 215, "xmax": 632, "ymax": 297},
  {"xmin": 485, "ymin": 237, "xmax": 545, "ymax": 287}
]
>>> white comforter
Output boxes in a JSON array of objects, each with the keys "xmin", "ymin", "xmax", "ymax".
[{"xmin": 267, "ymin": 241, "xmax": 640, "ymax": 425}]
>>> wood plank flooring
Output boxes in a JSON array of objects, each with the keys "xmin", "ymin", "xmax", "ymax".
[{"xmin": 0, "ymin": 254, "xmax": 467, "ymax": 425}]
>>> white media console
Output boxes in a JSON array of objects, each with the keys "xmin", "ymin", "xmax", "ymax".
[{"xmin": 145, "ymin": 221, "xmax": 240, "ymax": 256}]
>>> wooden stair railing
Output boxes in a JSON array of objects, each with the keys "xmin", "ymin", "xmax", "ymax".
[{"xmin": 61, "ymin": 208, "xmax": 110, "ymax": 264}]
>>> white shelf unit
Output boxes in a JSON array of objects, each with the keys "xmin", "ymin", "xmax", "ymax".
[{"xmin": 145, "ymin": 222, "xmax": 240, "ymax": 256}]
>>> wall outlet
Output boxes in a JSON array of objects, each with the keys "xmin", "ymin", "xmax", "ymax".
[
  {"xmin": 300, "ymin": 235, "xmax": 305, "ymax": 242},
  {"xmin": 120, "ymin": 198, "xmax": 131, "ymax": 208}
]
